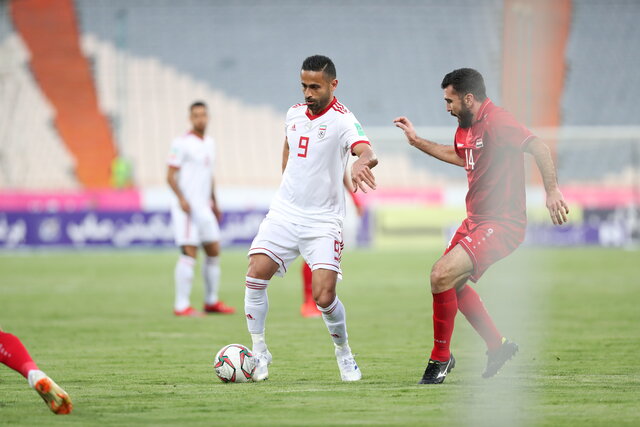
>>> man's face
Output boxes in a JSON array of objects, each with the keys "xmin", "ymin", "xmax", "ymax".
[
  {"xmin": 301, "ymin": 70, "xmax": 337, "ymax": 114},
  {"xmin": 444, "ymin": 85, "xmax": 473, "ymax": 128},
  {"xmin": 190, "ymin": 106, "xmax": 208, "ymax": 133}
]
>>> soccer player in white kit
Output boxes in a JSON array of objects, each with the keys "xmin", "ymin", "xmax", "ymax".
[
  {"xmin": 167, "ymin": 102, "xmax": 235, "ymax": 316},
  {"xmin": 244, "ymin": 55, "xmax": 378, "ymax": 381}
]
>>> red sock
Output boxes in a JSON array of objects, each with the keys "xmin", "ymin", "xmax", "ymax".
[
  {"xmin": 0, "ymin": 332, "xmax": 39, "ymax": 378},
  {"xmin": 430, "ymin": 288, "xmax": 458, "ymax": 362},
  {"xmin": 457, "ymin": 285, "xmax": 502, "ymax": 351},
  {"xmin": 302, "ymin": 263, "xmax": 313, "ymax": 303}
]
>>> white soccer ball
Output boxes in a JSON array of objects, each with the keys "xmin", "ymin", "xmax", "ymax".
[{"xmin": 213, "ymin": 344, "xmax": 255, "ymax": 383}]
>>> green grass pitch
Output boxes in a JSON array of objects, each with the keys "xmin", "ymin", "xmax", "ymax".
[{"xmin": 1, "ymin": 247, "xmax": 639, "ymax": 426}]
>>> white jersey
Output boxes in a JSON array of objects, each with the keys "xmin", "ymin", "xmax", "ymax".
[
  {"xmin": 167, "ymin": 132, "xmax": 215, "ymax": 208},
  {"xmin": 269, "ymin": 98, "xmax": 370, "ymax": 227}
]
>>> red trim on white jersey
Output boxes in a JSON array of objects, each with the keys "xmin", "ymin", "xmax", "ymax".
[
  {"xmin": 305, "ymin": 97, "xmax": 338, "ymax": 120},
  {"xmin": 331, "ymin": 100, "xmax": 350, "ymax": 114},
  {"xmin": 350, "ymin": 140, "xmax": 370, "ymax": 154},
  {"xmin": 291, "ymin": 102, "xmax": 307, "ymax": 109}
]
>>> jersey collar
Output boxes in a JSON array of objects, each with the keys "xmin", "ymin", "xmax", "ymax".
[
  {"xmin": 474, "ymin": 98, "xmax": 493, "ymax": 123},
  {"xmin": 188, "ymin": 130, "xmax": 205, "ymax": 141},
  {"xmin": 306, "ymin": 97, "xmax": 337, "ymax": 121}
]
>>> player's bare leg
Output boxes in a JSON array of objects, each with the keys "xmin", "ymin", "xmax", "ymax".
[
  {"xmin": 301, "ymin": 263, "xmax": 321, "ymax": 317},
  {"xmin": 312, "ymin": 268, "xmax": 361, "ymax": 381},
  {"xmin": 245, "ymin": 254, "xmax": 279, "ymax": 381},
  {"xmin": 174, "ymin": 245, "xmax": 203, "ymax": 317},
  {"xmin": 420, "ymin": 245, "xmax": 472, "ymax": 384},
  {"xmin": 201, "ymin": 241, "xmax": 234, "ymax": 314},
  {"xmin": 0, "ymin": 330, "xmax": 72, "ymax": 414}
]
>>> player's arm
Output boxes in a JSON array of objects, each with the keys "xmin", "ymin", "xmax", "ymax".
[
  {"xmin": 167, "ymin": 166, "xmax": 190, "ymax": 214},
  {"xmin": 282, "ymin": 137, "xmax": 289, "ymax": 173},
  {"xmin": 393, "ymin": 116, "xmax": 465, "ymax": 167},
  {"xmin": 351, "ymin": 143, "xmax": 378, "ymax": 193},
  {"xmin": 525, "ymin": 138, "xmax": 569, "ymax": 225},
  {"xmin": 210, "ymin": 176, "xmax": 222, "ymax": 223}
]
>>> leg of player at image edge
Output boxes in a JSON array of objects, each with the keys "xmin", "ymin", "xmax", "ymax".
[
  {"xmin": 202, "ymin": 255, "xmax": 235, "ymax": 314},
  {"xmin": 244, "ymin": 276, "xmax": 272, "ymax": 381},
  {"xmin": 318, "ymin": 296, "xmax": 361, "ymax": 381},
  {"xmin": 173, "ymin": 254, "xmax": 204, "ymax": 317},
  {"xmin": 300, "ymin": 263, "xmax": 321, "ymax": 317},
  {"xmin": 456, "ymin": 284, "xmax": 518, "ymax": 378},
  {"xmin": 0, "ymin": 331, "xmax": 72, "ymax": 414}
]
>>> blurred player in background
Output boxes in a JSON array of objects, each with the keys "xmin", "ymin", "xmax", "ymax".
[
  {"xmin": 0, "ymin": 328, "xmax": 72, "ymax": 414},
  {"xmin": 244, "ymin": 55, "xmax": 378, "ymax": 381},
  {"xmin": 394, "ymin": 68, "xmax": 569, "ymax": 384},
  {"xmin": 167, "ymin": 102, "xmax": 235, "ymax": 317},
  {"xmin": 300, "ymin": 174, "xmax": 364, "ymax": 318}
]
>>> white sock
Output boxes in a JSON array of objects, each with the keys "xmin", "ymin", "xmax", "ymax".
[
  {"xmin": 244, "ymin": 276, "xmax": 269, "ymax": 352},
  {"xmin": 27, "ymin": 369, "xmax": 46, "ymax": 388},
  {"xmin": 317, "ymin": 296, "xmax": 348, "ymax": 346},
  {"xmin": 203, "ymin": 256, "xmax": 221, "ymax": 305},
  {"xmin": 174, "ymin": 255, "xmax": 195, "ymax": 311},
  {"xmin": 251, "ymin": 333, "xmax": 267, "ymax": 355}
]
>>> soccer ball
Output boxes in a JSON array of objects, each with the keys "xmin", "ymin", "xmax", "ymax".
[{"xmin": 214, "ymin": 344, "xmax": 255, "ymax": 383}]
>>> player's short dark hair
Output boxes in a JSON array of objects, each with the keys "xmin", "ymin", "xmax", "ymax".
[
  {"xmin": 190, "ymin": 101, "xmax": 207, "ymax": 112},
  {"xmin": 441, "ymin": 68, "xmax": 487, "ymax": 101},
  {"xmin": 301, "ymin": 55, "xmax": 336, "ymax": 81}
]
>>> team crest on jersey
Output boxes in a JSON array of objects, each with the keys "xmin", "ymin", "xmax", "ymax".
[
  {"xmin": 475, "ymin": 138, "xmax": 484, "ymax": 148},
  {"xmin": 318, "ymin": 125, "xmax": 327, "ymax": 139},
  {"xmin": 291, "ymin": 123, "xmax": 296, "ymax": 131}
]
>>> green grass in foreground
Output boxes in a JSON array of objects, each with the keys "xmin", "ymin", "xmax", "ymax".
[{"xmin": 0, "ymin": 247, "xmax": 639, "ymax": 426}]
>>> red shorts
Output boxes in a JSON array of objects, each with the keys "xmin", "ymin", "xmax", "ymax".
[{"xmin": 444, "ymin": 218, "xmax": 525, "ymax": 283}]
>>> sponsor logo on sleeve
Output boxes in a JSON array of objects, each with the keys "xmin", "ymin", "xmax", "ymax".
[{"xmin": 354, "ymin": 122, "xmax": 366, "ymax": 136}]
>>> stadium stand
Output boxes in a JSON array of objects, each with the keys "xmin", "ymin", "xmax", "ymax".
[
  {"xmin": 10, "ymin": 0, "xmax": 117, "ymax": 188},
  {"xmin": 0, "ymin": 3, "xmax": 77, "ymax": 190},
  {"xmin": 0, "ymin": 0, "xmax": 637, "ymax": 190}
]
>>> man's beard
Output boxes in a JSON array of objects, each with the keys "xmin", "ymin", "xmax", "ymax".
[
  {"xmin": 306, "ymin": 95, "xmax": 330, "ymax": 114},
  {"xmin": 458, "ymin": 106, "xmax": 474, "ymax": 129}
]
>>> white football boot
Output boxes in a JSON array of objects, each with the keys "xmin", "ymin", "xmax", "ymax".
[
  {"xmin": 252, "ymin": 349, "xmax": 272, "ymax": 381},
  {"xmin": 335, "ymin": 345, "xmax": 361, "ymax": 381}
]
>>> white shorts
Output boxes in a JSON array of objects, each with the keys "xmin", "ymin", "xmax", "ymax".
[
  {"xmin": 248, "ymin": 215, "xmax": 343, "ymax": 279},
  {"xmin": 171, "ymin": 204, "xmax": 220, "ymax": 247}
]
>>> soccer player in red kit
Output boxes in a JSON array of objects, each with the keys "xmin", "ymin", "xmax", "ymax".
[
  {"xmin": 0, "ymin": 328, "xmax": 72, "ymax": 414},
  {"xmin": 394, "ymin": 68, "xmax": 569, "ymax": 384}
]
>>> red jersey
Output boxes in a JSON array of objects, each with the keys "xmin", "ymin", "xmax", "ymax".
[{"xmin": 454, "ymin": 99, "xmax": 535, "ymax": 227}]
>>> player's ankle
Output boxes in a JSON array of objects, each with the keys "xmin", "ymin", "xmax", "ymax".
[
  {"xmin": 251, "ymin": 333, "xmax": 267, "ymax": 353},
  {"xmin": 27, "ymin": 369, "xmax": 46, "ymax": 388}
]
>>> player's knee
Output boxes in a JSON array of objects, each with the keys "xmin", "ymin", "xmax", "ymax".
[
  {"xmin": 247, "ymin": 255, "xmax": 276, "ymax": 281},
  {"xmin": 430, "ymin": 264, "xmax": 452, "ymax": 293},
  {"xmin": 314, "ymin": 289, "xmax": 336, "ymax": 309}
]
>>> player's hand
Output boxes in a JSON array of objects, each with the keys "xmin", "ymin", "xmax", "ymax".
[
  {"xmin": 179, "ymin": 197, "xmax": 191, "ymax": 214},
  {"xmin": 351, "ymin": 161, "xmax": 376, "ymax": 194},
  {"xmin": 546, "ymin": 188, "xmax": 569, "ymax": 225},
  {"xmin": 393, "ymin": 116, "xmax": 417, "ymax": 145},
  {"xmin": 212, "ymin": 204, "xmax": 223, "ymax": 223}
]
